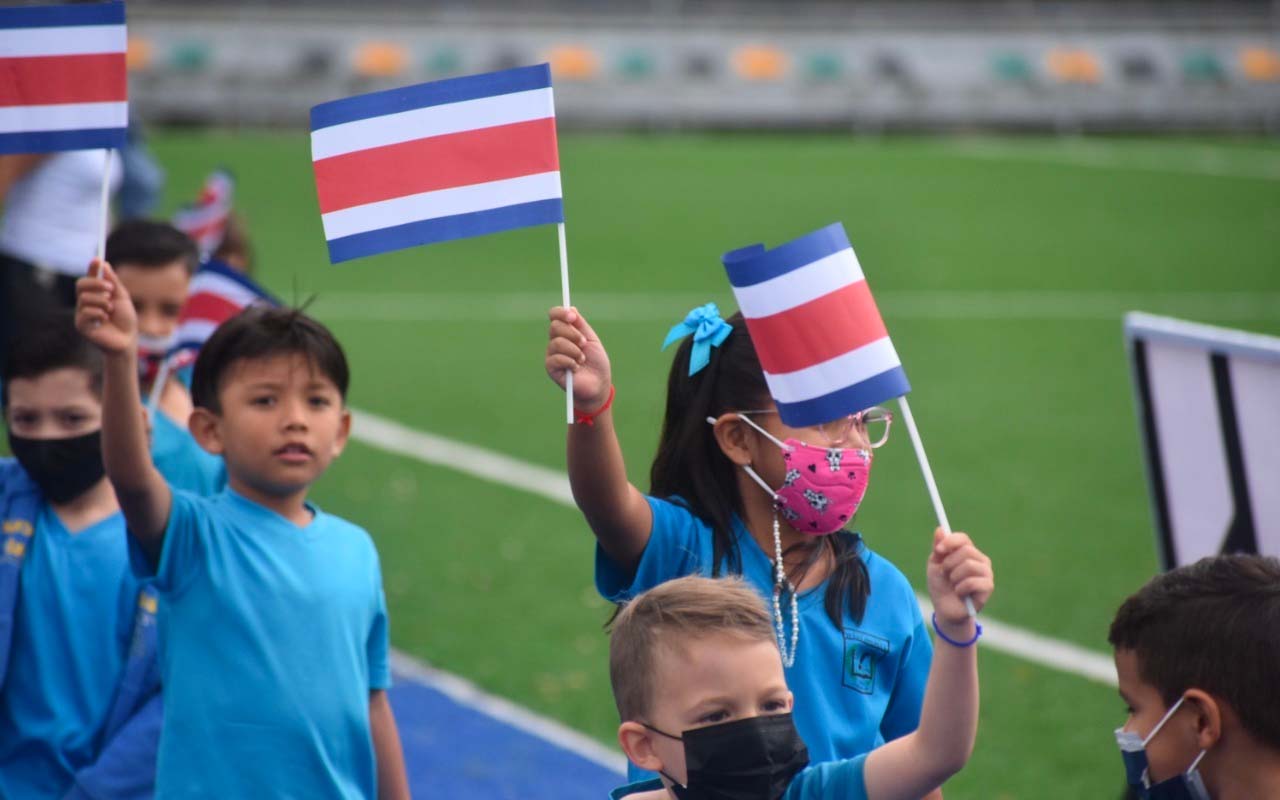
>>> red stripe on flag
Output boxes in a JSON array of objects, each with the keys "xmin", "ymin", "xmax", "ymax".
[
  {"xmin": 0, "ymin": 54, "xmax": 126, "ymax": 107},
  {"xmin": 313, "ymin": 117, "xmax": 560, "ymax": 213},
  {"xmin": 179, "ymin": 292, "xmax": 244, "ymax": 326},
  {"xmin": 747, "ymin": 281, "xmax": 888, "ymax": 375}
]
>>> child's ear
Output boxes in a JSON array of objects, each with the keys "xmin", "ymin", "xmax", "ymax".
[
  {"xmin": 1185, "ymin": 689, "xmax": 1223, "ymax": 751},
  {"xmin": 711, "ymin": 414, "xmax": 754, "ymax": 466},
  {"xmin": 330, "ymin": 407, "xmax": 351, "ymax": 458},
  {"xmin": 188, "ymin": 408, "xmax": 224, "ymax": 455},
  {"xmin": 618, "ymin": 721, "xmax": 666, "ymax": 774}
]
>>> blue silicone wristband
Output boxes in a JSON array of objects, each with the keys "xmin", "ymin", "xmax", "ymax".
[{"xmin": 931, "ymin": 612, "xmax": 982, "ymax": 647}]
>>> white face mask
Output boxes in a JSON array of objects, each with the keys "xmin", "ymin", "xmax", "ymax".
[{"xmin": 1115, "ymin": 695, "xmax": 1211, "ymax": 800}]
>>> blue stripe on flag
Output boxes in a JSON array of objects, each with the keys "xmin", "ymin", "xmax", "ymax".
[
  {"xmin": 723, "ymin": 222, "xmax": 850, "ymax": 288},
  {"xmin": 0, "ymin": 1, "xmax": 125, "ymax": 28},
  {"xmin": 326, "ymin": 199, "xmax": 564, "ymax": 264},
  {"xmin": 0, "ymin": 128, "xmax": 127, "ymax": 156},
  {"xmin": 773, "ymin": 366, "xmax": 911, "ymax": 428},
  {"xmin": 310, "ymin": 64, "xmax": 553, "ymax": 131},
  {"xmin": 195, "ymin": 259, "xmax": 281, "ymax": 307}
]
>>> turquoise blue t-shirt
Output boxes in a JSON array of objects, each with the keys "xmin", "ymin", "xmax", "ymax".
[
  {"xmin": 597, "ymin": 497, "xmax": 931, "ymax": 782},
  {"xmin": 140, "ymin": 488, "xmax": 391, "ymax": 799},
  {"xmin": 150, "ymin": 409, "xmax": 225, "ymax": 496},
  {"xmin": 609, "ymin": 754, "xmax": 868, "ymax": 800},
  {"xmin": 0, "ymin": 504, "xmax": 140, "ymax": 799}
]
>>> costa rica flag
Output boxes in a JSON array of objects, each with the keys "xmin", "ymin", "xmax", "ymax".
[
  {"xmin": 310, "ymin": 63, "xmax": 563, "ymax": 264},
  {"xmin": 722, "ymin": 223, "xmax": 910, "ymax": 428}
]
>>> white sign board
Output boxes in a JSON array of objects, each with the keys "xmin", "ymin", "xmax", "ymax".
[{"xmin": 1125, "ymin": 312, "xmax": 1280, "ymax": 570}]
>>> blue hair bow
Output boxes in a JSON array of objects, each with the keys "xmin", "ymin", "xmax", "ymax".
[{"xmin": 662, "ymin": 302, "xmax": 733, "ymax": 376}]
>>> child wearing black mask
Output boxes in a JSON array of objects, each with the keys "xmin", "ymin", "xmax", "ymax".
[
  {"xmin": 0, "ymin": 310, "xmax": 159, "ymax": 800},
  {"xmin": 608, "ymin": 526, "xmax": 992, "ymax": 800}
]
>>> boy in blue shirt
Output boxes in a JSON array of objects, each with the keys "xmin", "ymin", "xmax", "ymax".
[
  {"xmin": 76, "ymin": 259, "xmax": 410, "ymax": 799},
  {"xmin": 607, "ymin": 527, "xmax": 992, "ymax": 800},
  {"xmin": 0, "ymin": 312, "xmax": 160, "ymax": 800},
  {"xmin": 105, "ymin": 220, "xmax": 225, "ymax": 495}
]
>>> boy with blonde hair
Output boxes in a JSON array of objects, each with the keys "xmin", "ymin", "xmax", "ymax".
[{"xmin": 609, "ymin": 528, "xmax": 993, "ymax": 799}]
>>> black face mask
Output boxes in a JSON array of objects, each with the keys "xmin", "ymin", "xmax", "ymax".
[
  {"xmin": 646, "ymin": 713, "xmax": 810, "ymax": 800},
  {"xmin": 8, "ymin": 430, "xmax": 106, "ymax": 504}
]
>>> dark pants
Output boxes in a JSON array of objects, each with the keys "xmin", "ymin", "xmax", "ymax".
[{"xmin": 0, "ymin": 252, "xmax": 77, "ymax": 379}]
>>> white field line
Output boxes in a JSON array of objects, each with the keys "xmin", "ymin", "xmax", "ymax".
[
  {"xmin": 389, "ymin": 649, "xmax": 628, "ymax": 775},
  {"xmin": 354, "ymin": 409, "xmax": 1119, "ymax": 688},
  {"xmin": 313, "ymin": 290, "xmax": 1280, "ymax": 324},
  {"xmin": 936, "ymin": 139, "xmax": 1280, "ymax": 181}
]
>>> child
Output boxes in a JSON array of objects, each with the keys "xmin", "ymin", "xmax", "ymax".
[
  {"xmin": 546, "ymin": 304, "xmax": 953, "ymax": 786},
  {"xmin": 75, "ymin": 260, "xmax": 410, "ymax": 799},
  {"xmin": 0, "ymin": 311, "xmax": 160, "ymax": 800},
  {"xmin": 608, "ymin": 525, "xmax": 992, "ymax": 800},
  {"xmin": 1109, "ymin": 554, "xmax": 1280, "ymax": 800},
  {"xmin": 106, "ymin": 219, "xmax": 224, "ymax": 495}
]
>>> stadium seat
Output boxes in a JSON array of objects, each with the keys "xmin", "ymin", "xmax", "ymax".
[
  {"xmin": 617, "ymin": 50, "xmax": 656, "ymax": 80},
  {"xmin": 126, "ymin": 36, "xmax": 153, "ymax": 73},
  {"xmin": 169, "ymin": 41, "xmax": 211, "ymax": 74},
  {"xmin": 1046, "ymin": 49, "xmax": 1101, "ymax": 84},
  {"xmin": 354, "ymin": 42, "xmax": 409, "ymax": 79},
  {"xmin": 992, "ymin": 52, "xmax": 1035, "ymax": 83},
  {"xmin": 1181, "ymin": 50, "xmax": 1227, "ymax": 83},
  {"xmin": 1118, "ymin": 53, "xmax": 1158, "ymax": 82},
  {"xmin": 425, "ymin": 48, "xmax": 462, "ymax": 77},
  {"xmin": 547, "ymin": 46, "xmax": 600, "ymax": 81},
  {"xmin": 1240, "ymin": 47, "xmax": 1280, "ymax": 82},
  {"xmin": 684, "ymin": 52, "xmax": 717, "ymax": 79},
  {"xmin": 732, "ymin": 45, "xmax": 788, "ymax": 81},
  {"xmin": 804, "ymin": 53, "xmax": 843, "ymax": 82}
]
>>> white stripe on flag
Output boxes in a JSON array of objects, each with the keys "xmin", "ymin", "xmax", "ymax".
[
  {"xmin": 173, "ymin": 319, "xmax": 217, "ymax": 344},
  {"xmin": 764, "ymin": 337, "xmax": 903, "ymax": 403},
  {"xmin": 0, "ymin": 25, "xmax": 126, "ymax": 58},
  {"xmin": 188, "ymin": 273, "xmax": 263, "ymax": 310},
  {"xmin": 320, "ymin": 171, "xmax": 562, "ymax": 241},
  {"xmin": 0, "ymin": 101, "xmax": 127, "ymax": 134},
  {"xmin": 733, "ymin": 248, "xmax": 864, "ymax": 319},
  {"xmin": 311, "ymin": 88, "xmax": 556, "ymax": 161}
]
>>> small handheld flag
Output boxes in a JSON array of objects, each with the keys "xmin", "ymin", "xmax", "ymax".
[
  {"xmin": 0, "ymin": 1, "xmax": 128, "ymax": 155},
  {"xmin": 172, "ymin": 169, "xmax": 234, "ymax": 262},
  {"xmin": 147, "ymin": 260, "xmax": 279, "ymax": 410},
  {"xmin": 309, "ymin": 63, "xmax": 564, "ymax": 264},
  {"xmin": 723, "ymin": 222, "xmax": 976, "ymax": 617},
  {"xmin": 722, "ymin": 222, "xmax": 910, "ymax": 429}
]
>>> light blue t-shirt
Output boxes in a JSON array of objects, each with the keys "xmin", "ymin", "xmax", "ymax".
[
  {"xmin": 0, "ymin": 504, "xmax": 139, "ymax": 799},
  {"xmin": 609, "ymin": 754, "xmax": 868, "ymax": 800},
  {"xmin": 150, "ymin": 409, "xmax": 225, "ymax": 496},
  {"xmin": 140, "ymin": 488, "xmax": 391, "ymax": 799},
  {"xmin": 597, "ymin": 497, "xmax": 931, "ymax": 782}
]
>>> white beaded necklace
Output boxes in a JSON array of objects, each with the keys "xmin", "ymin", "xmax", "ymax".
[{"xmin": 770, "ymin": 510, "xmax": 801, "ymax": 668}]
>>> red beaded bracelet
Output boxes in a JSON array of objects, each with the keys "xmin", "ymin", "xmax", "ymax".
[{"xmin": 574, "ymin": 385, "xmax": 615, "ymax": 426}]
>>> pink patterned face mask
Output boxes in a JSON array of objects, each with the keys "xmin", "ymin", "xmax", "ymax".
[{"xmin": 735, "ymin": 415, "xmax": 872, "ymax": 536}]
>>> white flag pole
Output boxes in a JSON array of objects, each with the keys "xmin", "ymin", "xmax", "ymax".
[
  {"xmin": 95, "ymin": 149, "xmax": 112, "ymax": 262},
  {"xmin": 897, "ymin": 394, "xmax": 978, "ymax": 619},
  {"xmin": 147, "ymin": 358, "xmax": 172, "ymax": 412},
  {"xmin": 557, "ymin": 222, "xmax": 574, "ymax": 424}
]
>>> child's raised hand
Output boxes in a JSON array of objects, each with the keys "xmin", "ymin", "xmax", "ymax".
[
  {"xmin": 75, "ymin": 259, "xmax": 137, "ymax": 355},
  {"xmin": 926, "ymin": 527, "xmax": 994, "ymax": 632},
  {"xmin": 546, "ymin": 306, "xmax": 612, "ymax": 411}
]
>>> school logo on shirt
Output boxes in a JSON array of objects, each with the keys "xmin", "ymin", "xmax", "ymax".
[{"xmin": 842, "ymin": 629, "xmax": 889, "ymax": 694}]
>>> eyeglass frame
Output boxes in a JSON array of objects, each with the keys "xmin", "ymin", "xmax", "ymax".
[{"xmin": 735, "ymin": 406, "xmax": 894, "ymax": 449}]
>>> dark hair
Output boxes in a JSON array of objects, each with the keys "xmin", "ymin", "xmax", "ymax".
[
  {"xmin": 2, "ymin": 309, "xmax": 103, "ymax": 408},
  {"xmin": 105, "ymin": 219, "xmax": 198, "ymax": 275},
  {"xmin": 649, "ymin": 312, "xmax": 870, "ymax": 627},
  {"xmin": 211, "ymin": 213, "xmax": 255, "ymax": 274},
  {"xmin": 1108, "ymin": 554, "xmax": 1280, "ymax": 750},
  {"xmin": 190, "ymin": 306, "xmax": 349, "ymax": 414}
]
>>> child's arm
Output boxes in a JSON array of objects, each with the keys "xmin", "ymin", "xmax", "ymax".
[
  {"xmin": 75, "ymin": 259, "xmax": 172, "ymax": 563},
  {"xmin": 545, "ymin": 306, "xmax": 652, "ymax": 569},
  {"xmin": 862, "ymin": 528, "xmax": 993, "ymax": 800},
  {"xmin": 369, "ymin": 690, "xmax": 410, "ymax": 800}
]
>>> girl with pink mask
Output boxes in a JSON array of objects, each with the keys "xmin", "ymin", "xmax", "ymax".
[{"xmin": 546, "ymin": 303, "xmax": 975, "ymax": 797}]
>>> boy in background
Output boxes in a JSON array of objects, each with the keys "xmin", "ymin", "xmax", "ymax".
[
  {"xmin": 77, "ymin": 259, "xmax": 409, "ymax": 798},
  {"xmin": 0, "ymin": 312, "xmax": 159, "ymax": 800},
  {"xmin": 106, "ymin": 219, "xmax": 224, "ymax": 495},
  {"xmin": 1110, "ymin": 554, "xmax": 1280, "ymax": 800},
  {"xmin": 609, "ymin": 526, "xmax": 993, "ymax": 800}
]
